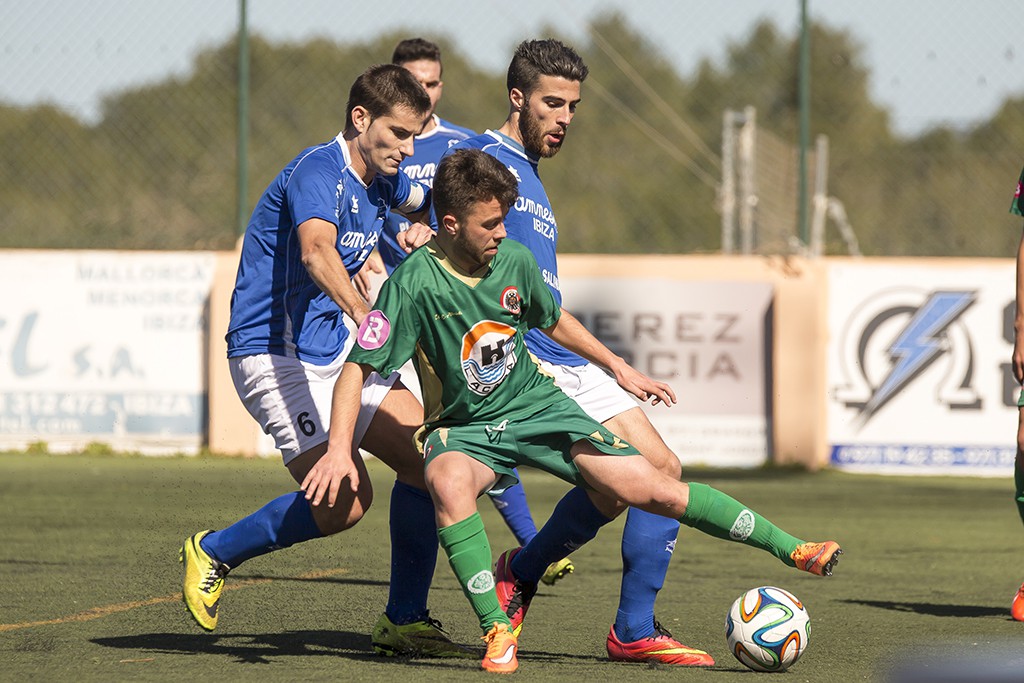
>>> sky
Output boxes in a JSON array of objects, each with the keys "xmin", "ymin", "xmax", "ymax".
[{"xmin": 2, "ymin": 0, "xmax": 1022, "ymax": 136}]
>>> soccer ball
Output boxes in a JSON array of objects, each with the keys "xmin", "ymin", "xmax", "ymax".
[{"xmin": 725, "ymin": 586, "xmax": 810, "ymax": 672}]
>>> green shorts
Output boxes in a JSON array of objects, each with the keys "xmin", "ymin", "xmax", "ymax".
[
  {"xmin": 1018, "ymin": 387, "xmax": 1024, "ymax": 408},
  {"xmin": 422, "ymin": 395, "xmax": 640, "ymax": 493}
]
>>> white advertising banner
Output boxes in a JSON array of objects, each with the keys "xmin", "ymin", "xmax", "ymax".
[
  {"xmin": 827, "ymin": 261, "xmax": 1015, "ymax": 476},
  {"xmin": 0, "ymin": 251, "xmax": 216, "ymax": 453},
  {"xmin": 560, "ymin": 278, "xmax": 773, "ymax": 467}
]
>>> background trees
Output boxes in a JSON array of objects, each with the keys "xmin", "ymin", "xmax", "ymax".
[{"xmin": 2, "ymin": 15, "xmax": 1022, "ymax": 256}]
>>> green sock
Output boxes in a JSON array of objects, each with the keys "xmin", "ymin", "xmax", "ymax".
[
  {"xmin": 680, "ymin": 482, "xmax": 804, "ymax": 566},
  {"xmin": 437, "ymin": 512, "xmax": 509, "ymax": 633},
  {"xmin": 1015, "ymin": 454, "xmax": 1024, "ymax": 526}
]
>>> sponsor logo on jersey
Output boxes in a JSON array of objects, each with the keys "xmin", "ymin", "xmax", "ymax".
[
  {"xmin": 500, "ymin": 286, "xmax": 521, "ymax": 316},
  {"xmin": 541, "ymin": 269, "xmax": 560, "ymax": 291},
  {"xmin": 356, "ymin": 310, "xmax": 391, "ymax": 350},
  {"xmin": 514, "ymin": 196, "xmax": 557, "ymax": 225},
  {"xmin": 402, "ymin": 162, "xmax": 438, "ymax": 183},
  {"xmin": 461, "ymin": 321, "xmax": 518, "ymax": 395},
  {"xmin": 350, "ymin": 196, "xmax": 359, "ymax": 213},
  {"xmin": 506, "ymin": 164, "xmax": 522, "ymax": 182}
]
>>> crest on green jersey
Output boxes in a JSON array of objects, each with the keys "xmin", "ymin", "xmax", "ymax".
[{"xmin": 500, "ymin": 286, "xmax": 521, "ymax": 315}]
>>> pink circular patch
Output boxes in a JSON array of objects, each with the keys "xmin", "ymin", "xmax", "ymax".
[{"xmin": 356, "ymin": 310, "xmax": 391, "ymax": 350}]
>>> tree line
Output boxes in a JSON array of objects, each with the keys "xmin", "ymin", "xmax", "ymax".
[{"xmin": 1, "ymin": 14, "xmax": 1022, "ymax": 256}]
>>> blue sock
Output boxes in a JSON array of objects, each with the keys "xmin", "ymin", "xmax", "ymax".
[
  {"xmin": 510, "ymin": 486, "xmax": 611, "ymax": 583},
  {"xmin": 385, "ymin": 481, "xmax": 438, "ymax": 625},
  {"xmin": 200, "ymin": 491, "xmax": 323, "ymax": 568},
  {"xmin": 489, "ymin": 472, "xmax": 539, "ymax": 546},
  {"xmin": 613, "ymin": 507, "xmax": 680, "ymax": 642}
]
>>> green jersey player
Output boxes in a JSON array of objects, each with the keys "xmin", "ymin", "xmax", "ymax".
[
  {"xmin": 305, "ymin": 149, "xmax": 843, "ymax": 674},
  {"xmin": 1009, "ymin": 165, "xmax": 1024, "ymax": 622}
]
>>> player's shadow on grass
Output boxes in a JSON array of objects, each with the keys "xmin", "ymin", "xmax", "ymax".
[
  {"xmin": 841, "ymin": 598, "xmax": 1006, "ymax": 618},
  {"xmin": 239, "ymin": 573, "xmax": 389, "ymax": 588},
  {"xmin": 93, "ymin": 630, "xmax": 469, "ymax": 668},
  {"xmin": 92, "ymin": 631, "xmax": 605, "ymax": 667}
]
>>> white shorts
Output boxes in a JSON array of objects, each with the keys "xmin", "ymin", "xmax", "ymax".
[
  {"xmin": 536, "ymin": 359, "xmax": 638, "ymax": 424},
  {"xmin": 229, "ymin": 351, "xmax": 398, "ymax": 466}
]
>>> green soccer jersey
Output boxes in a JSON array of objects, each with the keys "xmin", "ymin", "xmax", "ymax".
[
  {"xmin": 1012, "ymin": 166, "xmax": 1024, "ymax": 216},
  {"xmin": 349, "ymin": 238, "xmax": 567, "ymax": 434}
]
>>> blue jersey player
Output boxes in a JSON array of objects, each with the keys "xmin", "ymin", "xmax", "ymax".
[
  {"xmin": 440, "ymin": 39, "xmax": 804, "ymax": 666},
  {"xmin": 178, "ymin": 64, "xmax": 471, "ymax": 658},
  {"xmin": 378, "ymin": 40, "xmax": 476, "ymax": 275}
]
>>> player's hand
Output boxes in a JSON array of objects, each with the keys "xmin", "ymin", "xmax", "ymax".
[
  {"xmin": 353, "ymin": 251, "xmax": 384, "ymax": 302},
  {"xmin": 300, "ymin": 447, "xmax": 360, "ymax": 508},
  {"xmin": 398, "ymin": 222, "xmax": 435, "ymax": 253},
  {"xmin": 611, "ymin": 361, "xmax": 676, "ymax": 407}
]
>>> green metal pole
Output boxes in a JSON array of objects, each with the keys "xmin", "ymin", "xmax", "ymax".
[
  {"xmin": 236, "ymin": 0, "xmax": 250, "ymax": 236},
  {"xmin": 798, "ymin": 0, "xmax": 810, "ymax": 247}
]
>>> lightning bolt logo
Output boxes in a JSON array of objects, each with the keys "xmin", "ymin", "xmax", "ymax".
[{"xmin": 860, "ymin": 291, "xmax": 975, "ymax": 421}]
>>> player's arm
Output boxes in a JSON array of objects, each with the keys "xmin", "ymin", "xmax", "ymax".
[
  {"xmin": 1013, "ymin": 224, "xmax": 1024, "ymax": 384},
  {"xmin": 541, "ymin": 307, "xmax": 676, "ymax": 407},
  {"xmin": 353, "ymin": 250, "xmax": 384, "ymax": 302},
  {"xmin": 297, "ymin": 217, "xmax": 371, "ymax": 325},
  {"xmin": 301, "ymin": 361, "xmax": 371, "ymax": 507}
]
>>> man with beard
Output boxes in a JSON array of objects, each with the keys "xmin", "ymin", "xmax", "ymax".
[{"xmin": 442, "ymin": 38, "xmax": 839, "ymax": 666}]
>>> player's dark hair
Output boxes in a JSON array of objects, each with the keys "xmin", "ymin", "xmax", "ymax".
[
  {"xmin": 345, "ymin": 63, "xmax": 431, "ymax": 129},
  {"xmin": 434, "ymin": 149, "xmax": 518, "ymax": 224},
  {"xmin": 506, "ymin": 39, "xmax": 588, "ymax": 98},
  {"xmin": 392, "ymin": 38, "xmax": 442, "ymax": 69}
]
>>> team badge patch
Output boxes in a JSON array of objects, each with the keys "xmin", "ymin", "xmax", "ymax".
[
  {"xmin": 356, "ymin": 310, "xmax": 391, "ymax": 350},
  {"xmin": 467, "ymin": 569, "xmax": 496, "ymax": 594},
  {"xmin": 500, "ymin": 286, "xmax": 521, "ymax": 315},
  {"xmin": 730, "ymin": 509, "xmax": 756, "ymax": 541},
  {"xmin": 461, "ymin": 320, "xmax": 518, "ymax": 396}
]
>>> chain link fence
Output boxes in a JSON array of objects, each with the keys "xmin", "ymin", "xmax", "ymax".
[{"xmin": 2, "ymin": 2, "xmax": 1023, "ymax": 256}]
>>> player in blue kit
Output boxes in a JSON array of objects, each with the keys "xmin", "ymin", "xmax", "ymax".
[
  {"xmin": 178, "ymin": 63, "xmax": 470, "ymax": 658},
  {"xmin": 366, "ymin": 37, "xmax": 575, "ymax": 586},
  {"xmin": 442, "ymin": 39, "xmax": 840, "ymax": 665},
  {"xmin": 376, "ymin": 39, "xmax": 476, "ymax": 276}
]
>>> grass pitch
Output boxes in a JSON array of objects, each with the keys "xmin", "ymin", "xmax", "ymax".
[{"xmin": 1, "ymin": 451, "xmax": 1022, "ymax": 681}]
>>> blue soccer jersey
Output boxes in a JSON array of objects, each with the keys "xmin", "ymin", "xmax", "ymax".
[
  {"xmin": 227, "ymin": 132, "xmax": 427, "ymax": 365},
  {"xmin": 380, "ymin": 116, "xmax": 475, "ymax": 274},
  {"xmin": 445, "ymin": 130, "xmax": 586, "ymax": 367}
]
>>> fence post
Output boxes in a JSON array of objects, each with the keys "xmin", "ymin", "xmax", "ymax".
[{"xmin": 236, "ymin": 0, "xmax": 250, "ymax": 236}]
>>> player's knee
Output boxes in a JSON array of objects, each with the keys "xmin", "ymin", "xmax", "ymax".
[
  {"xmin": 424, "ymin": 462, "xmax": 475, "ymax": 512},
  {"xmin": 654, "ymin": 450, "xmax": 682, "ymax": 480},
  {"xmin": 312, "ymin": 486, "xmax": 373, "ymax": 535}
]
